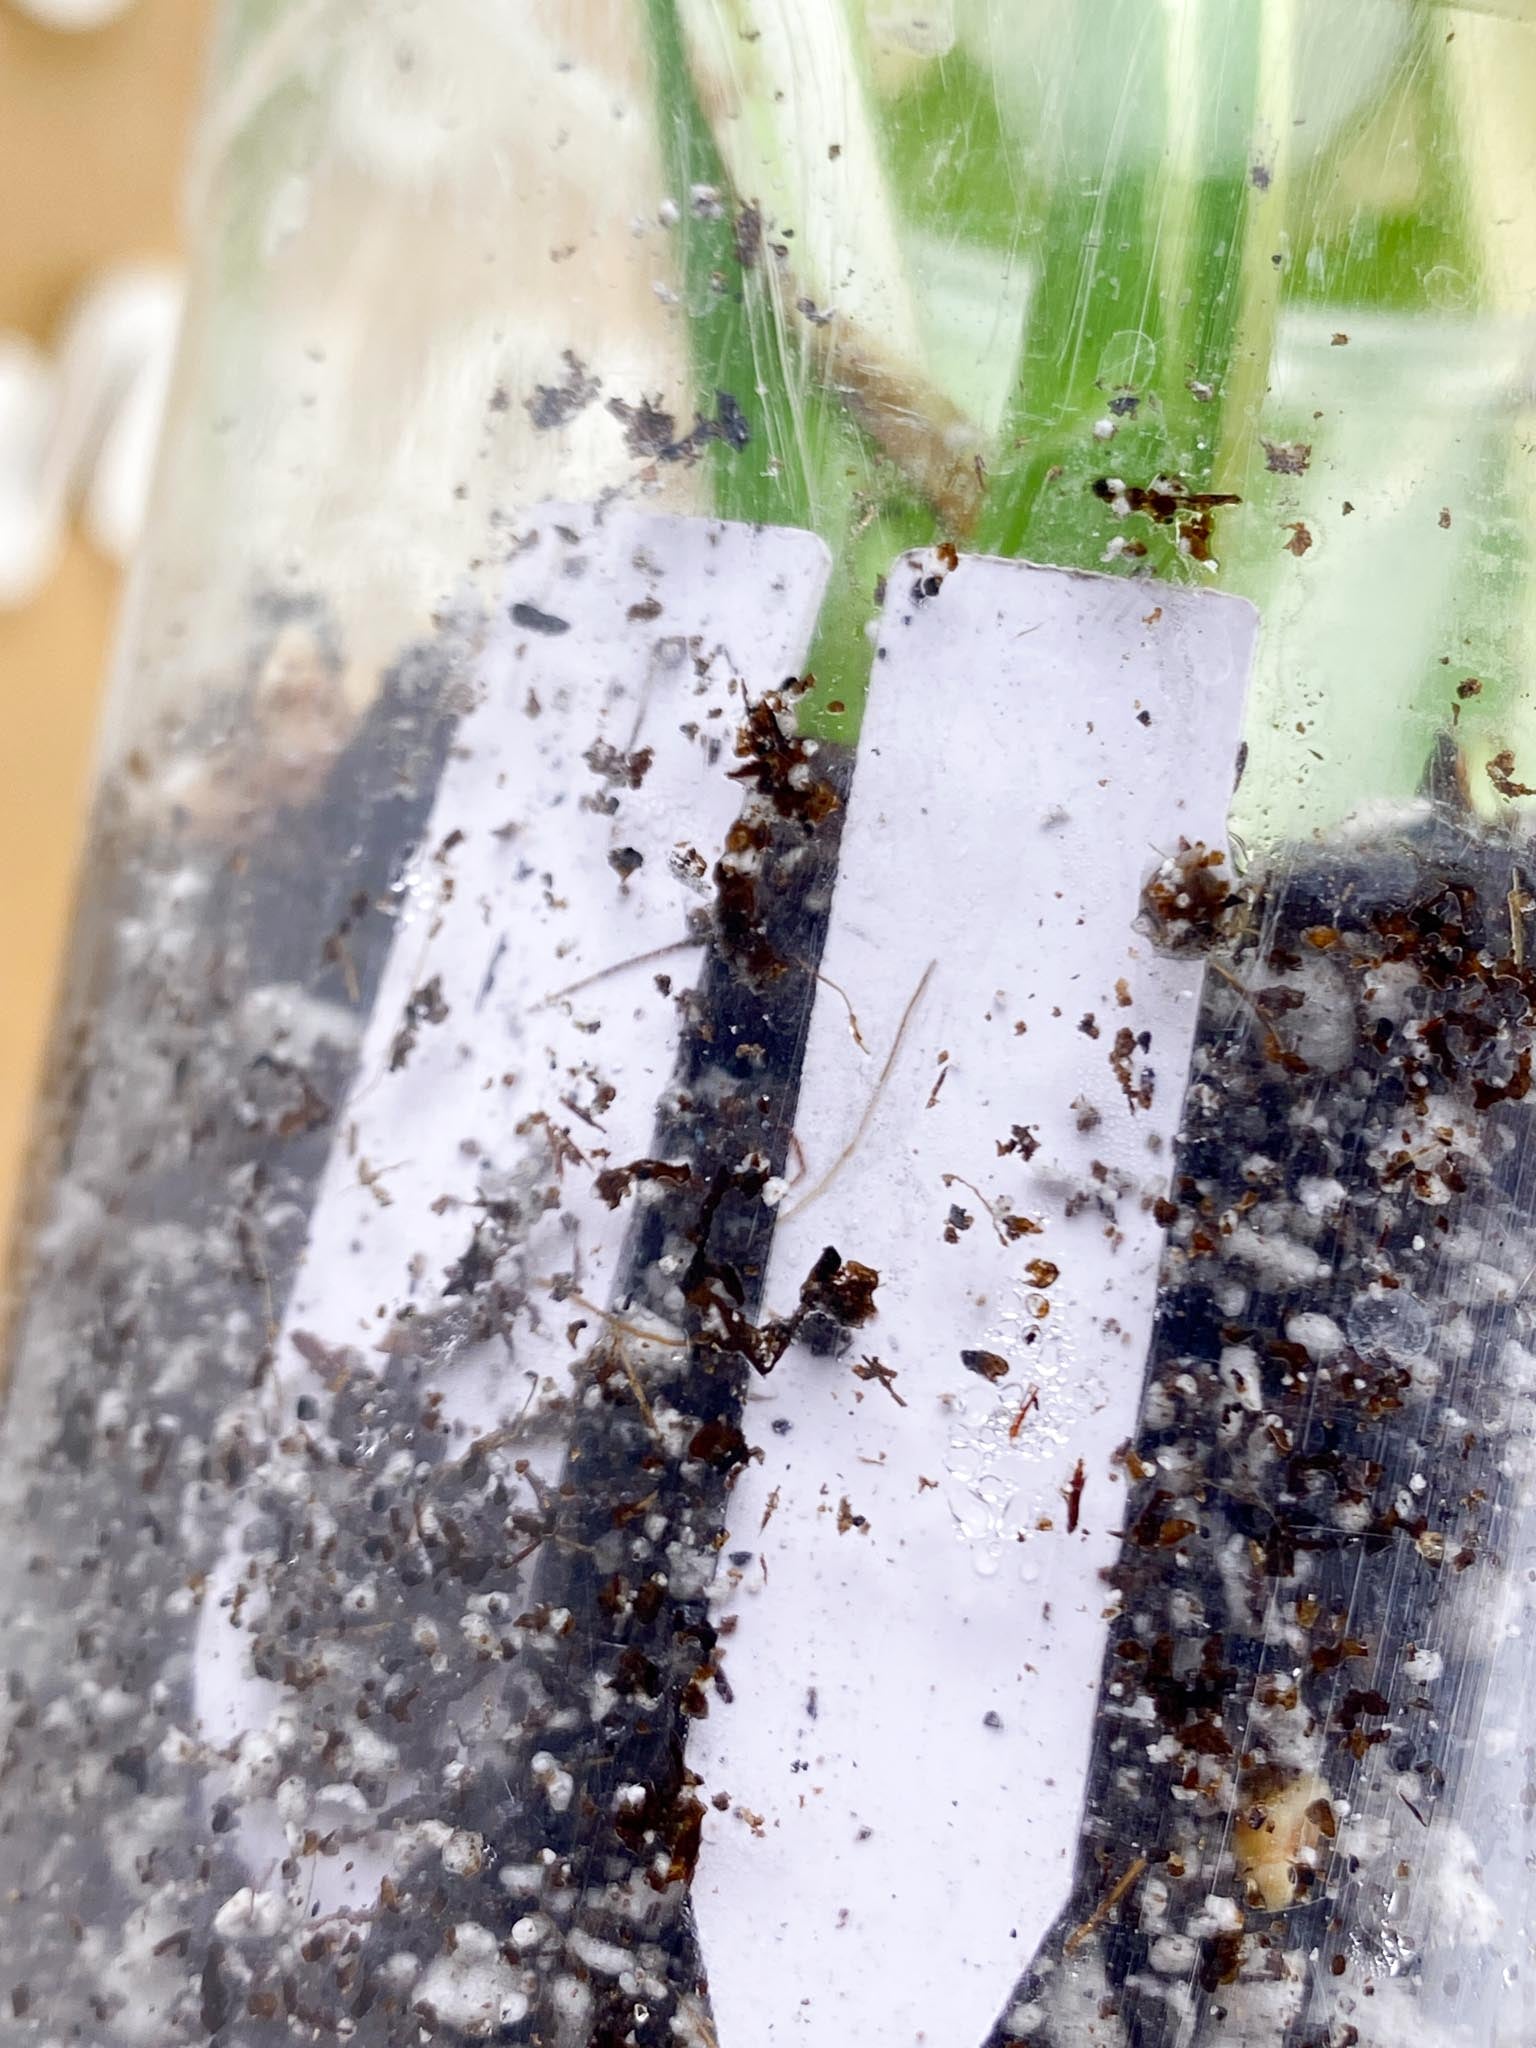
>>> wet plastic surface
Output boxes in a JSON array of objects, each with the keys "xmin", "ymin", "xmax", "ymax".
[{"xmin": 7, "ymin": 4, "xmax": 1536, "ymax": 2043}]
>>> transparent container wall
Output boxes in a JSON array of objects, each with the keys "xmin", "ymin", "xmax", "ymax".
[
  {"xmin": 4, "ymin": 5, "xmax": 1536, "ymax": 2047},
  {"xmin": 109, "ymin": 0, "xmax": 707, "ymax": 754}
]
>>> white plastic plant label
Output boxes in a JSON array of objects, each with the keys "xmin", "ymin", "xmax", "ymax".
[
  {"xmin": 194, "ymin": 504, "xmax": 831, "ymax": 1899},
  {"xmin": 692, "ymin": 551, "xmax": 1256, "ymax": 2045},
  {"xmin": 247, "ymin": 504, "xmax": 830, "ymax": 1420}
]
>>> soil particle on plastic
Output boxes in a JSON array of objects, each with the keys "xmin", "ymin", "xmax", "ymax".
[{"xmin": 984, "ymin": 809, "xmax": 1536, "ymax": 2048}]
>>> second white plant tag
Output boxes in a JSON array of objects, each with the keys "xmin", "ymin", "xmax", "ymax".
[{"xmin": 693, "ymin": 552, "xmax": 1257, "ymax": 2046}]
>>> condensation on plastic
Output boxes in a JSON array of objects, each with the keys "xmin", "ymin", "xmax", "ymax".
[
  {"xmin": 91, "ymin": 2, "xmax": 1536, "ymax": 843},
  {"xmin": 106, "ymin": 0, "xmax": 708, "ymax": 757},
  {"xmin": 6, "ymin": 4, "xmax": 1536, "ymax": 2047}
]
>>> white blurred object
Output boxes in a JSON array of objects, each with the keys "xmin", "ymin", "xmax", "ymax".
[
  {"xmin": 0, "ymin": 263, "xmax": 182, "ymax": 609},
  {"xmin": 7, "ymin": 0, "xmax": 141, "ymax": 28}
]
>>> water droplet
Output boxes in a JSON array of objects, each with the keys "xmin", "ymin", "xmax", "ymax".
[
  {"xmin": 1098, "ymin": 329, "xmax": 1157, "ymax": 392},
  {"xmin": 1423, "ymin": 265, "xmax": 1471, "ymax": 313},
  {"xmin": 1348, "ymin": 1291, "xmax": 1431, "ymax": 1361}
]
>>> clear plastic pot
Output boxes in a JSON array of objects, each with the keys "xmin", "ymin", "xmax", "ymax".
[{"xmin": 4, "ymin": 5, "xmax": 1536, "ymax": 2045}]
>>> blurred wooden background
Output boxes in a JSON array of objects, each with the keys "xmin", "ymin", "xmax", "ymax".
[{"xmin": 0, "ymin": 0, "xmax": 209, "ymax": 1271}]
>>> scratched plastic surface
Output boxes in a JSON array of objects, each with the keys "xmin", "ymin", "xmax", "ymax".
[{"xmin": 5, "ymin": 4, "xmax": 1536, "ymax": 2045}]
